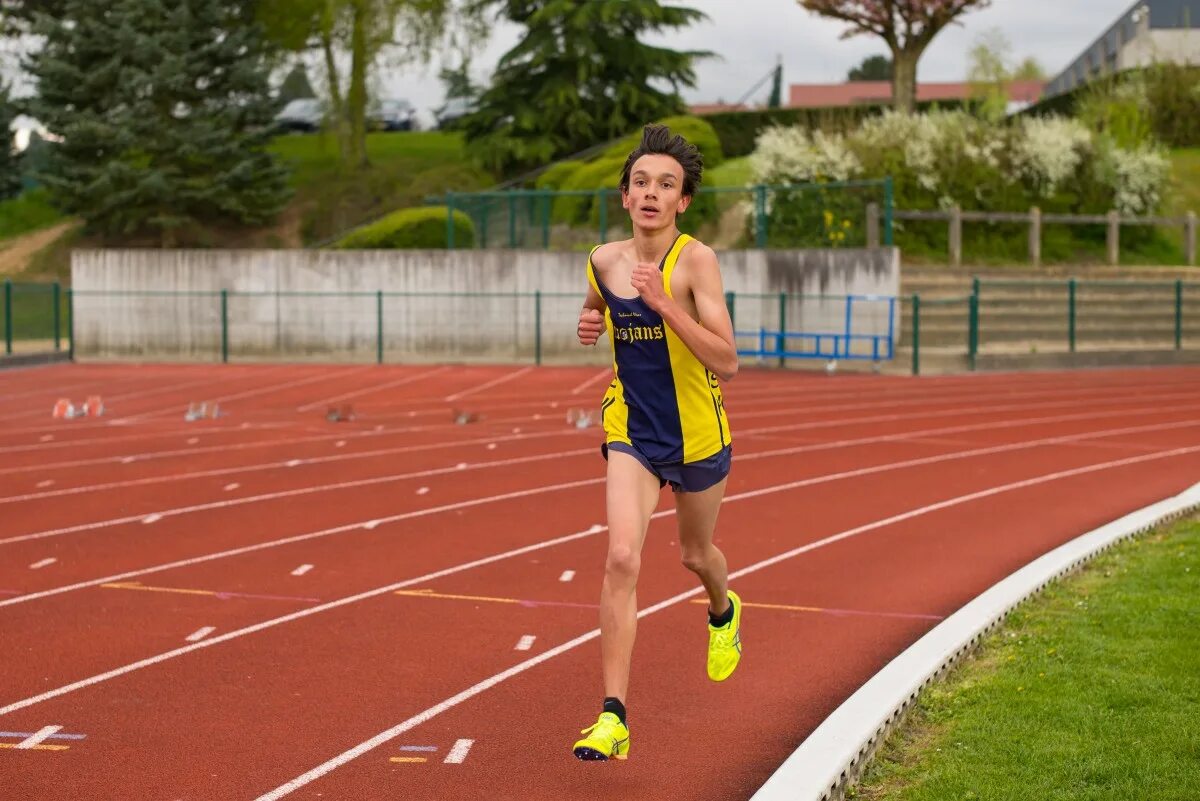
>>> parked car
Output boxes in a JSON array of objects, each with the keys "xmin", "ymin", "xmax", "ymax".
[
  {"xmin": 274, "ymin": 98, "xmax": 324, "ymax": 133},
  {"xmin": 368, "ymin": 98, "xmax": 416, "ymax": 132},
  {"xmin": 434, "ymin": 97, "xmax": 476, "ymax": 130}
]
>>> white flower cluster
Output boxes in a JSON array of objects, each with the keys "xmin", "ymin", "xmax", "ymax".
[
  {"xmin": 1102, "ymin": 146, "xmax": 1170, "ymax": 215},
  {"xmin": 1012, "ymin": 117, "xmax": 1092, "ymax": 198},
  {"xmin": 750, "ymin": 126, "xmax": 861, "ymax": 184}
]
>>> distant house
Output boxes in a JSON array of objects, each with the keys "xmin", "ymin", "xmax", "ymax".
[
  {"xmin": 688, "ymin": 102, "xmax": 749, "ymax": 116},
  {"xmin": 1045, "ymin": 0, "xmax": 1200, "ymax": 97},
  {"xmin": 786, "ymin": 80, "xmax": 1045, "ymax": 110}
]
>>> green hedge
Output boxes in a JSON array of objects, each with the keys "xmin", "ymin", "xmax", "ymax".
[
  {"xmin": 600, "ymin": 114, "xmax": 726, "ymax": 171},
  {"xmin": 704, "ymin": 99, "xmax": 971, "ymax": 158},
  {"xmin": 330, "ymin": 205, "xmax": 475, "ymax": 249}
]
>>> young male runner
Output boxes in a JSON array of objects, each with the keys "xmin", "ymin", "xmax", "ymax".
[{"xmin": 572, "ymin": 123, "xmax": 742, "ymax": 761}]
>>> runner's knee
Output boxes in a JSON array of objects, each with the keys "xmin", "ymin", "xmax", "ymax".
[{"xmin": 605, "ymin": 544, "xmax": 641, "ymax": 582}]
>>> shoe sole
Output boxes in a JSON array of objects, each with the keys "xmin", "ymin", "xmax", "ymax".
[{"xmin": 573, "ymin": 746, "xmax": 628, "ymax": 761}]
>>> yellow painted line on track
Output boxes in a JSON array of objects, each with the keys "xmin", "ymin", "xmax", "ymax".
[
  {"xmin": 0, "ymin": 743, "xmax": 69, "ymax": 751},
  {"xmin": 101, "ymin": 581, "xmax": 214, "ymax": 597},
  {"xmin": 687, "ymin": 598, "xmax": 942, "ymax": 621},
  {"xmin": 389, "ymin": 757, "xmax": 427, "ymax": 763},
  {"xmin": 395, "ymin": 589, "xmax": 521, "ymax": 605}
]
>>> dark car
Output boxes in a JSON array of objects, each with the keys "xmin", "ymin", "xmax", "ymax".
[
  {"xmin": 274, "ymin": 99, "xmax": 324, "ymax": 133},
  {"xmin": 369, "ymin": 99, "xmax": 416, "ymax": 132}
]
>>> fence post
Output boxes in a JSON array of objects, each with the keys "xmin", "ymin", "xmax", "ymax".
[
  {"xmin": 1106, "ymin": 210, "xmax": 1120, "ymax": 265},
  {"xmin": 534, "ymin": 290, "xmax": 542, "ymax": 366},
  {"xmin": 541, "ymin": 191, "xmax": 551, "ymax": 250},
  {"xmin": 949, "ymin": 206, "xmax": 962, "ymax": 267},
  {"xmin": 67, "ymin": 287, "xmax": 74, "ymax": 361},
  {"xmin": 220, "ymin": 289, "xmax": 229, "ymax": 364},
  {"xmin": 1176, "ymin": 279, "xmax": 1184, "ymax": 350},
  {"xmin": 53, "ymin": 281, "xmax": 61, "ymax": 352},
  {"xmin": 911, "ymin": 294, "xmax": 920, "ymax": 376},
  {"xmin": 1068, "ymin": 278, "xmax": 1077, "ymax": 353},
  {"xmin": 446, "ymin": 192, "xmax": 456, "ymax": 250},
  {"xmin": 968, "ymin": 292, "xmax": 979, "ymax": 371},
  {"xmin": 3, "ymin": 279, "xmax": 11, "ymax": 355},
  {"xmin": 1029, "ymin": 207, "xmax": 1042, "ymax": 268},
  {"xmin": 883, "ymin": 176, "xmax": 894, "ymax": 246},
  {"xmin": 376, "ymin": 290, "xmax": 384, "ymax": 365},
  {"xmin": 507, "ymin": 194, "xmax": 517, "ymax": 248},
  {"xmin": 866, "ymin": 202, "xmax": 880, "ymax": 248},
  {"xmin": 725, "ymin": 291, "xmax": 736, "ymax": 330},
  {"xmin": 777, "ymin": 291, "xmax": 786, "ymax": 368},
  {"xmin": 598, "ymin": 190, "xmax": 608, "ymax": 245},
  {"xmin": 755, "ymin": 185, "xmax": 767, "ymax": 248},
  {"xmin": 1186, "ymin": 212, "xmax": 1197, "ymax": 267}
]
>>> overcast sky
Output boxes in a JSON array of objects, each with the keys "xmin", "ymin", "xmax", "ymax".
[{"xmin": 4, "ymin": 0, "xmax": 1138, "ymax": 126}]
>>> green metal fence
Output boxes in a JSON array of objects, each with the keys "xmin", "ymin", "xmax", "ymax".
[
  {"xmin": 907, "ymin": 278, "xmax": 1199, "ymax": 375},
  {"xmin": 442, "ymin": 178, "xmax": 894, "ymax": 251},
  {"xmin": 1, "ymin": 280, "xmax": 72, "ymax": 358},
  {"xmin": 65, "ymin": 288, "xmax": 897, "ymax": 366}
]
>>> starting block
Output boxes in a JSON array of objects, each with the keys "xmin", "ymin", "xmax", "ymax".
[
  {"xmin": 52, "ymin": 396, "xmax": 104, "ymax": 419},
  {"xmin": 185, "ymin": 401, "xmax": 222, "ymax": 422},
  {"xmin": 326, "ymin": 404, "xmax": 355, "ymax": 423},
  {"xmin": 565, "ymin": 408, "xmax": 595, "ymax": 429}
]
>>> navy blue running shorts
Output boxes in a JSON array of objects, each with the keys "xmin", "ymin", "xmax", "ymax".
[{"xmin": 601, "ymin": 441, "xmax": 732, "ymax": 494}]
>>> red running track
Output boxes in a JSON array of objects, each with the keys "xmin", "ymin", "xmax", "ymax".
[{"xmin": 0, "ymin": 362, "xmax": 1198, "ymax": 800}]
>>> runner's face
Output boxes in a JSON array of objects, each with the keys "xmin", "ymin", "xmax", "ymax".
[{"xmin": 622, "ymin": 154, "xmax": 691, "ymax": 229}]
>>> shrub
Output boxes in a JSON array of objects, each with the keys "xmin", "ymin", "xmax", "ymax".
[
  {"xmin": 601, "ymin": 114, "xmax": 726, "ymax": 170},
  {"xmin": 534, "ymin": 160, "xmax": 584, "ymax": 191},
  {"xmin": 330, "ymin": 205, "xmax": 475, "ymax": 249}
]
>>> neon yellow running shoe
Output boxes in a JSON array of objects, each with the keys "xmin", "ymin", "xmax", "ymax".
[
  {"xmin": 707, "ymin": 589, "xmax": 743, "ymax": 681},
  {"xmin": 572, "ymin": 712, "xmax": 630, "ymax": 761}
]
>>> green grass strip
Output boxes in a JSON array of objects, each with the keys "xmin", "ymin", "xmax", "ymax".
[{"xmin": 853, "ymin": 514, "xmax": 1200, "ymax": 801}]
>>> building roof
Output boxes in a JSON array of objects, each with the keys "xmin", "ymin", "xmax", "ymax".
[
  {"xmin": 787, "ymin": 81, "xmax": 1045, "ymax": 108},
  {"xmin": 688, "ymin": 102, "xmax": 749, "ymax": 116}
]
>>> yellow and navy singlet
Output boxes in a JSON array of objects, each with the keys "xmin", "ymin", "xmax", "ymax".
[{"xmin": 587, "ymin": 234, "xmax": 731, "ymax": 465}]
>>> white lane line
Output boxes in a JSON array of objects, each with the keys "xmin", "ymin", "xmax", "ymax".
[
  {"xmin": 15, "ymin": 725, "xmax": 62, "ymax": 749},
  {"xmin": 7, "ymin": 413, "xmax": 1200, "ymax": 548},
  {"xmin": 444, "ymin": 367, "xmax": 533, "ymax": 403},
  {"xmin": 570, "ymin": 369, "xmax": 612, "ymax": 395},
  {"xmin": 285, "ymin": 460, "xmax": 301, "ymax": 468},
  {"xmin": 558, "ymin": 570, "xmax": 575, "ymax": 583},
  {"xmin": 443, "ymin": 739, "xmax": 474, "ymax": 764},
  {"xmin": 249, "ymin": 444, "xmax": 1200, "ymax": 799},
  {"xmin": 0, "ymin": 476, "xmax": 604, "ymax": 611},
  {"xmin": 2, "ymin": 381, "xmax": 1193, "ymax": 480},
  {"xmin": 5, "ymin": 443, "xmax": 1199, "ymax": 723},
  {"xmin": 116, "ymin": 367, "xmax": 377, "ymax": 424},
  {"xmin": 29, "ymin": 558, "xmax": 56, "ymax": 570},
  {"xmin": 291, "ymin": 565, "xmax": 313, "ymax": 577},
  {"xmin": 142, "ymin": 514, "xmax": 162, "ymax": 524},
  {"xmin": 185, "ymin": 627, "xmax": 215, "ymax": 642},
  {"xmin": 296, "ymin": 366, "xmax": 451, "ymax": 412},
  {"xmin": 4, "ymin": 417, "xmax": 1198, "ymax": 607},
  {"xmin": 514, "ymin": 635, "xmax": 536, "ymax": 651}
]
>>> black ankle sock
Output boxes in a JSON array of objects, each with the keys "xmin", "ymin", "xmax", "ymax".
[
  {"xmin": 708, "ymin": 596, "xmax": 735, "ymax": 628},
  {"xmin": 602, "ymin": 697, "xmax": 627, "ymax": 725}
]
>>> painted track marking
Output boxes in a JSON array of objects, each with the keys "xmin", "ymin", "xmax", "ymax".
[
  {"xmin": 15, "ymin": 725, "xmax": 62, "ymax": 749},
  {"xmin": 3, "ymin": 443, "xmax": 1197, "ymax": 722},
  {"xmin": 185, "ymin": 627, "xmax": 215, "ymax": 642},
  {"xmin": 250, "ymin": 443, "xmax": 1200, "ymax": 799},
  {"xmin": 443, "ymin": 739, "xmax": 474, "ymax": 764}
]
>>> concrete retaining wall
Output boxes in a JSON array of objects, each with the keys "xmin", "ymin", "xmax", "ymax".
[{"xmin": 71, "ymin": 247, "xmax": 900, "ymax": 362}]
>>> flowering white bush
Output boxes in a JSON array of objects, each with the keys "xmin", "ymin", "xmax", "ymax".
[
  {"xmin": 1012, "ymin": 116, "xmax": 1092, "ymax": 198},
  {"xmin": 749, "ymin": 109, "xmax": 1169, "ymax": 216},
  {"xmin": 1099, "ymin": 145, "xmax": 1170, "ymax": 215},
  {"xmin": 750, "ymin": 126, "xmax": 861, "ymax": 184}
]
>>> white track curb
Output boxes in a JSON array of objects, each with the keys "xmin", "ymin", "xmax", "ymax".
[{"xmin": 751, "ymin": 481, "xmax": 1200, "ymax": 801}]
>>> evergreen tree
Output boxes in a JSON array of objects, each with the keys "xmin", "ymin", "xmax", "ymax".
[
  {"xmin": 463, "ymin": 0, "xmax": 709, "ymax": 175},
  {"xmin": 847, "ymin": 54, "xmax": 892, "ymax": 81},
  {"xmin": 24, "ymin": 0, "xmax": 291, "ymax": 244},
  {"xmin": 0, "ymin": 81, "xmax": 22, "ymax": 200}
]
